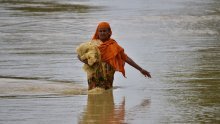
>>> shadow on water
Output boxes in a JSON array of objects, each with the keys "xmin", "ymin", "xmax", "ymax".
[{"xmin": 0, "ymin": 0, "xmax": 101, "ymax": 13}]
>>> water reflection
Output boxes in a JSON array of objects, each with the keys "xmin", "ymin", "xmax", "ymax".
[{"xmin": 79, "ymin": 90, "xmax": 125, "ymax": 124}]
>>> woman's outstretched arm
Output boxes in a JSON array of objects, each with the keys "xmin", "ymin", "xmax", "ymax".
[{"xmin": 125, "ymin": 56, "xmax": 151, "ymax": 78}]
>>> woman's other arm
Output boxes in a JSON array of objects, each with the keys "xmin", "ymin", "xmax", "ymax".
[{"xmin": 125, "ymin": 56, "xmax": 151, "ymax": 78}]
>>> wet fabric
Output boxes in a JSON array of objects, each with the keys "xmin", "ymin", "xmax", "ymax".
[{"xmin": 88, "ymin": 62, "xmax": 115, "ymax": 90}]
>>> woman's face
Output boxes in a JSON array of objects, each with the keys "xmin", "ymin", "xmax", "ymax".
[{"xmin": 98, "ymin": 28, "xmax": 111, "ymax": 42}]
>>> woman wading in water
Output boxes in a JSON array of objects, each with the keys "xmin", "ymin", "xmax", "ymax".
[{"xmin": 78, "ymin": 22, "xmax": 151, "ymax": 90}]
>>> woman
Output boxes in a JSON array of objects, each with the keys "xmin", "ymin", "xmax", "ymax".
[{"xmin": 78, "ymin": 22, "xmax": 151, "ymax": 90}]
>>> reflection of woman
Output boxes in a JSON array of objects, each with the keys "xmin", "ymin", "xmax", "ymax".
[
  {"xmin": 78, "ymin": 22, "xmax": 151, "ymax": 90},
  {"xmin": 79, "ymin": 90, "xmax": 125, "ymax": 124}
]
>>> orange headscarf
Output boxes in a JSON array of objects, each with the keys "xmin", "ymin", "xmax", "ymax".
[
  {"xmin": 92, "ymin": 22, "xmax": 112, "ymax": 40},
  {"xmin": 92, "ymin": 22, "xmax": 127, "ymax": 77}
]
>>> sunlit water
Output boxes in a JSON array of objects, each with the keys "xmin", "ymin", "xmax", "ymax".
[{"xmin": 0, "ymin": 0, "xmax": 220, "ymax": 123}]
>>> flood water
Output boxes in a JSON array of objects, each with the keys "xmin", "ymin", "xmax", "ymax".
[{"xmin": 0, "ymin": 0, "xmax": 220, "ymax": 123}]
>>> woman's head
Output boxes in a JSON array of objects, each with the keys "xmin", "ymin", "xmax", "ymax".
[{"xmin": 93, "ymin": 22, "xmax": 112, "ymax": 42}]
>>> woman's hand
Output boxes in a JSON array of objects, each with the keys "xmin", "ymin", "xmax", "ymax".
[
  {"xmin": 125, "ymin": 56, "xmax": 152, "ymax": 78},
  {"xmin": 140, "ymin": 69, "xmax": 151, "ymax": 78}
]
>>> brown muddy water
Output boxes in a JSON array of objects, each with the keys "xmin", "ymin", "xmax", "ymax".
[{"xmin": 0, "ymin": 0, "xmax": 220, "ymax": 123}]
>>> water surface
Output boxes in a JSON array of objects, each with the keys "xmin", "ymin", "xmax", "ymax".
[{"xmin": 0, "ymin": 0, "xmax": 220, "ymax": 123}]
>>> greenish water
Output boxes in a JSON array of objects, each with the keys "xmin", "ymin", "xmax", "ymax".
[{"xmin": 0, "ymin": 0, "xmax": 220, "ymax": 123}]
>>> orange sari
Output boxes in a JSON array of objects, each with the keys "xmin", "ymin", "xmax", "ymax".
[{"xmin": 98, "ymin": 39, "xmax": 127, "ymax": 77}]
